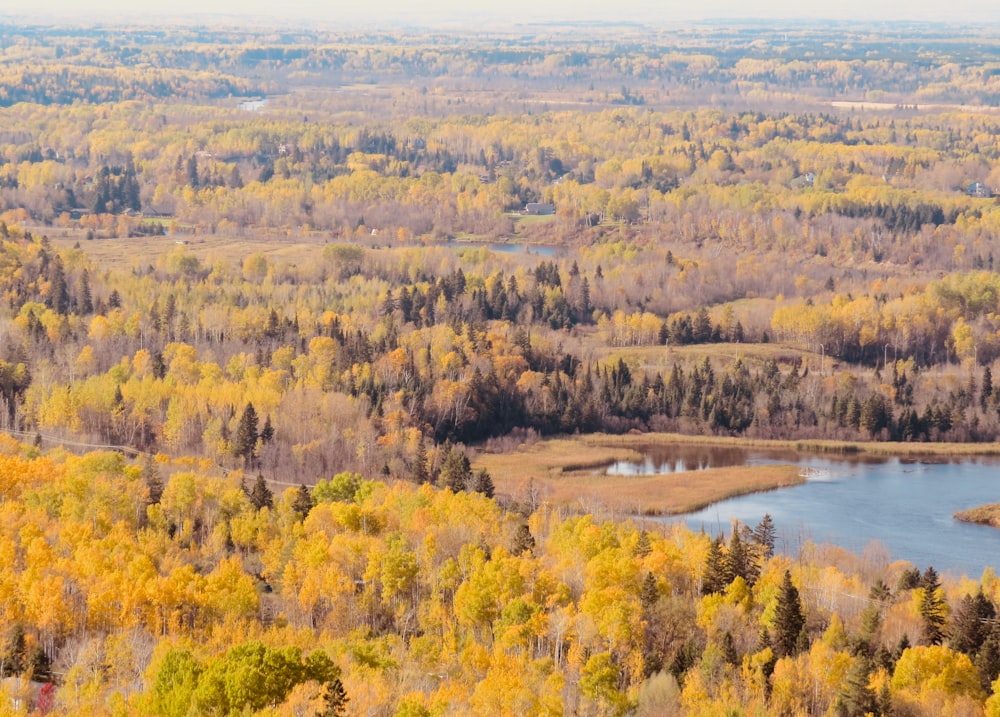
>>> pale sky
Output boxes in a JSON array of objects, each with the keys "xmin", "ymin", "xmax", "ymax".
[{"xmin": 1, "ymin": 0, "xmax": 997, "ymax": 25}]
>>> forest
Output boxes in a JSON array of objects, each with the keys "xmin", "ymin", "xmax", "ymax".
[{"xmin": 1, "ymin": 17, "xmax": 1000, "ymax": 716}]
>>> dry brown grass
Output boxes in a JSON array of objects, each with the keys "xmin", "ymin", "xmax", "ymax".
[
  {"xmin": 535, "ymin": 464, "xmax": 804, "ymax": 516},
  {"xmin": 475, "ymin": 438, "xmax": 642, "ymax": 483},
  {"xmin": 476, "ymin": 436, "xmax": 804, "ymax": 515},
  {"xmin": 955, "ymin": 504, "xmax": 1000, "ymax": 528},
  {"xmin": 48, "ymin": 232, "xmax": 331, "ymax": 271}
]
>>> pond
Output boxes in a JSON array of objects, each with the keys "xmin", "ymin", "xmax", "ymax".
[
  {"xmin": 238, "ymin": 98, "xmax": 267, "ymax": 112},
  {"xmin": 613, "ymin": 446, "xmax": 1000, "ymax": 578},
  {"xmin": 447, "ymin": 239, "xmax": 562, "ymax": 257}
]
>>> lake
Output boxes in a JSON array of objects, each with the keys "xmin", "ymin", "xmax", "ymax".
[{"xmin": 613, "ymin": 447, "xmax": 1000, "ymax": 578}]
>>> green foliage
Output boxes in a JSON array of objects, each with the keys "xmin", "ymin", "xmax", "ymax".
[
  {"xmin": 312, "ymin": 472, "xmax": 366, "ymax": 503},
  {"xmin": 918, "ymin": 566, "xmax": 948, "ymax": 646},
  {"xmin": 151, "ymin": 649, "xmax": 202, "ymax": 717},
  {"xmin": 773, "ymin": 570, "xmax": 806, "ymax": 658}
]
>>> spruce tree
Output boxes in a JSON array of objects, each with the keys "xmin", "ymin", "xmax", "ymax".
[
  {"xmin": 248, "ymin": 473, "xmax": 273, "ymax": 511},
  {"xmin": 640, "ymin": 572, "xmax": 658, "ymax": 609},
  {"xmin": 411, "ymin": 434, "xmax": 429, "ymax": 484},
  {"xmin": 835, "ymin": 653, "xmax": 878, "ymax": 717},
  {"xmin": 918, "ymin": 566, "xmax": 947, "ymax": 646},
  {"xmin": 634, "ymin": 530, "xmax": 652, "ymax": 558},
  {"xmin": 774, "ymin": 570, "xmax": 806, "ymax": 657},
  {"xmin": 259, "ymin": 415, "xmax": 274, "ymax": 443},
  {"xmin": 725, "ymin": 526, "xmax": 756, "ymax": 586},
  {"xmin": 439, "ymin": 447, "xmax": 471, "ymax": 492},
  {"xmin": 234, "ymin": 402, "xmax": 259, "ymax": 468},
  {"xmin": 143, "ymin": 454, "xmax": 164, "ymax": 506},
  {"xmin": 950, "ymin": 590, "xmax": 995, "ymax": 656},
  {"xmin": 469, "ymin": 468, "xmax": 494, "ymax": 498},
  {"xmin": 751, "ymin": 513, "xmax": 777, "ymax": 560},
  {"xmin": 702, "ymin": 535, "xmax": 726, "ymax": 595},
  {"xmin": 292, "ymin": 484, "xmax": 312, "ymax": 521}
]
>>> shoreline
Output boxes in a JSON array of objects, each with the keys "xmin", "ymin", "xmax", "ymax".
[
  {"xmin": 480, "ymin": 431, "xmax": 1000, "ymax": 518},
  {"xmin": 581, "ymin": 431, "xmax": 1000, "ymax": 458},
  {"xmin": 955, "ymin": 504, "xmax": 1000, "ymax": 529}
]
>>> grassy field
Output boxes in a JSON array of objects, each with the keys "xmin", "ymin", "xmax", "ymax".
[{"xmin": 48, "ymin": 231, "xmax": 331, "ymax": 272}]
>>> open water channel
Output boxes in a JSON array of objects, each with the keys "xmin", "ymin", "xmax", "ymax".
[{"xmin": 609, "ymin": 445, "xmax": 1000, "ymax": 578}]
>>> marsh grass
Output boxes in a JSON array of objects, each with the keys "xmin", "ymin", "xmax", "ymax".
[
  {"xmin": 955, "ymin": 504, "xmax": 1000, "ymax": 528},
  {"xmin": 481, "ymin": 432, "xmax": 1000, "ymax": 516},
  {"xmin": 477, "ymin": 435, "xmax": 804, "ymax": 515},
  {"xmin": 540, "ymin": 464, "xmax": 805, "ymax": 516}
]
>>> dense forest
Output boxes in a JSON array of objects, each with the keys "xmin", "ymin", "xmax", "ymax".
[{"xmin": 1, "ymin": 19, "xmax": 1000, "ymax": 716}]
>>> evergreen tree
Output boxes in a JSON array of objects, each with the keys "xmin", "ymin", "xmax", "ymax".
[
  {"xmin": 78, "ymin": 269, "xmax": 93, "ymax": 314},
  {"xmin": 725, "ymin": 526, "xmax": 755, "ymax": 586},
  {"xmin": 950, "ymin": 590, "xmax": 994, "ymax": 655},
  {"xmin": 292, "ymin": 484, "xmax": 312, "ymax": 521},
  {"xmin": 835, "ymin": 654, "xmax": 878, "ymax": 717},
  {"xmin": 918, "ymin": 566, "xmax": 947, "ymax": 646},
  {"xmin": 234, "ymin": 402, "xmax": 259, "ymax": 467},
  {"xmin": 976, "ymin": 622, "xmax": 1000, "ymax": 690},
  {"xmin": 634, "ymin": 530, "xmax": 652, "ymax": 558},
  {"xmin": 774, "ymin": 570, "xmax": 806, "ymax": 657},
  {"xmin": 702, "ymin": 535, "xmax": 726, "ymax": 595},
  {"xmin": 751, "ymin": 513, "xmax": 777, "ymax": 560},
  {"xmin": 248, "ymin": 473, "xmax": 273, "ymax": 511},
  {"xmin": 259, "ymin": 415, "xmax": 274, "ymax": 444},
  {"xmin": 411, "ymin": 434, "xmax": 429, "ymax": 484},
  {"xmin": 511, "ymin": 524, "xmax": 535, "ymax": 556},
  {"xmin": 469, "ymin": 468, "xmax": 494, "ymax": 498},
  {"xmin": 439, "ymin": 447, "xmax": 472, "ymax": 492},
  {"xmin": 322, "ymin": 676, "xmax": 349, "ymax": 717},
  {"xmin": 640, "ymin": 572, "xmax": 658, "ymax": 609},
  {"xmin": 143, "ymin": 454, "xmax": 164, "ymax": 506}
]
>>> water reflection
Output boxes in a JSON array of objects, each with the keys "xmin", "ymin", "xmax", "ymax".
[{"xmin": 603, "ymin": 444, "xmax": 799, "ymax": 475}]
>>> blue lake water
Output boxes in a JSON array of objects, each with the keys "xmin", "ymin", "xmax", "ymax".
[{"xmin": 613, "ymin": 447, "xmax": 1000, "ymax": 578}]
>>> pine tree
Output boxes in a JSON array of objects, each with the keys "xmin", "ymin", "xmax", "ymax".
[
  {"xmin": 78, "ymin": 269, "xmax": 93, "ymax": 314},
  {"xmin": 836, "ymin": 653, "xmax": 878, "ymax": 717},
  {"xmin": 259, "ymin": 414, "xmax": 274, "ymax": 443},
  {"xmin": 439, "ymin": 447, "xmax": 471, "ymax": 492},
  {"xmin": 248, "ymin": 473, "xmax": 273, "ymax": 511},
  {"xmin": 292, "ymin": 484, "xmax": 312, "ymax": 521},
  {"xmin": 976, "ymin": 622, "xmax": 1000, "ymax": 690},
  {"xmin": 950, "ymin": 590, "xmax": 994, "ymax": 655},
  {"xmin": 322, "ymin": 676, "xmax": 349, "ymax": 717},
  {"xmin": 751, "ymin": 513, "xmax": 777, "ymax": 560},
  {"xmin": 725, "ymin": 526, "xmax": 755, "ymax": 586},
  {"xmin": 234, "ymin": 402, "xmax": 259, "ymax": 468},
  {"xmin": 702, "ymin": 535, "xmax": 726, "ymax": 595},
  {"xmin": 918, "ymin": 566, "xmax": 947, "ymax": 646},
  {"xmin": 143, "ymin": 454, "xmax": 164, "ymax": 506},
  {"xmin": 411, "ymin": 434, "xmax": 429, "ymax": 484},
  {"xmin": 634, "ymin": 530, "xmax": 652, "ymax": 558},
  {"xmin": 469, "ymin": 468, "xmax": 494, "ymax": 498},
  {"xmin": 640, "ymin": 572, "xmax": 658, "ymax": 609},
  {"xmin": 774, "ymin": 570, "xmax": 806, "ymax": 657}
]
